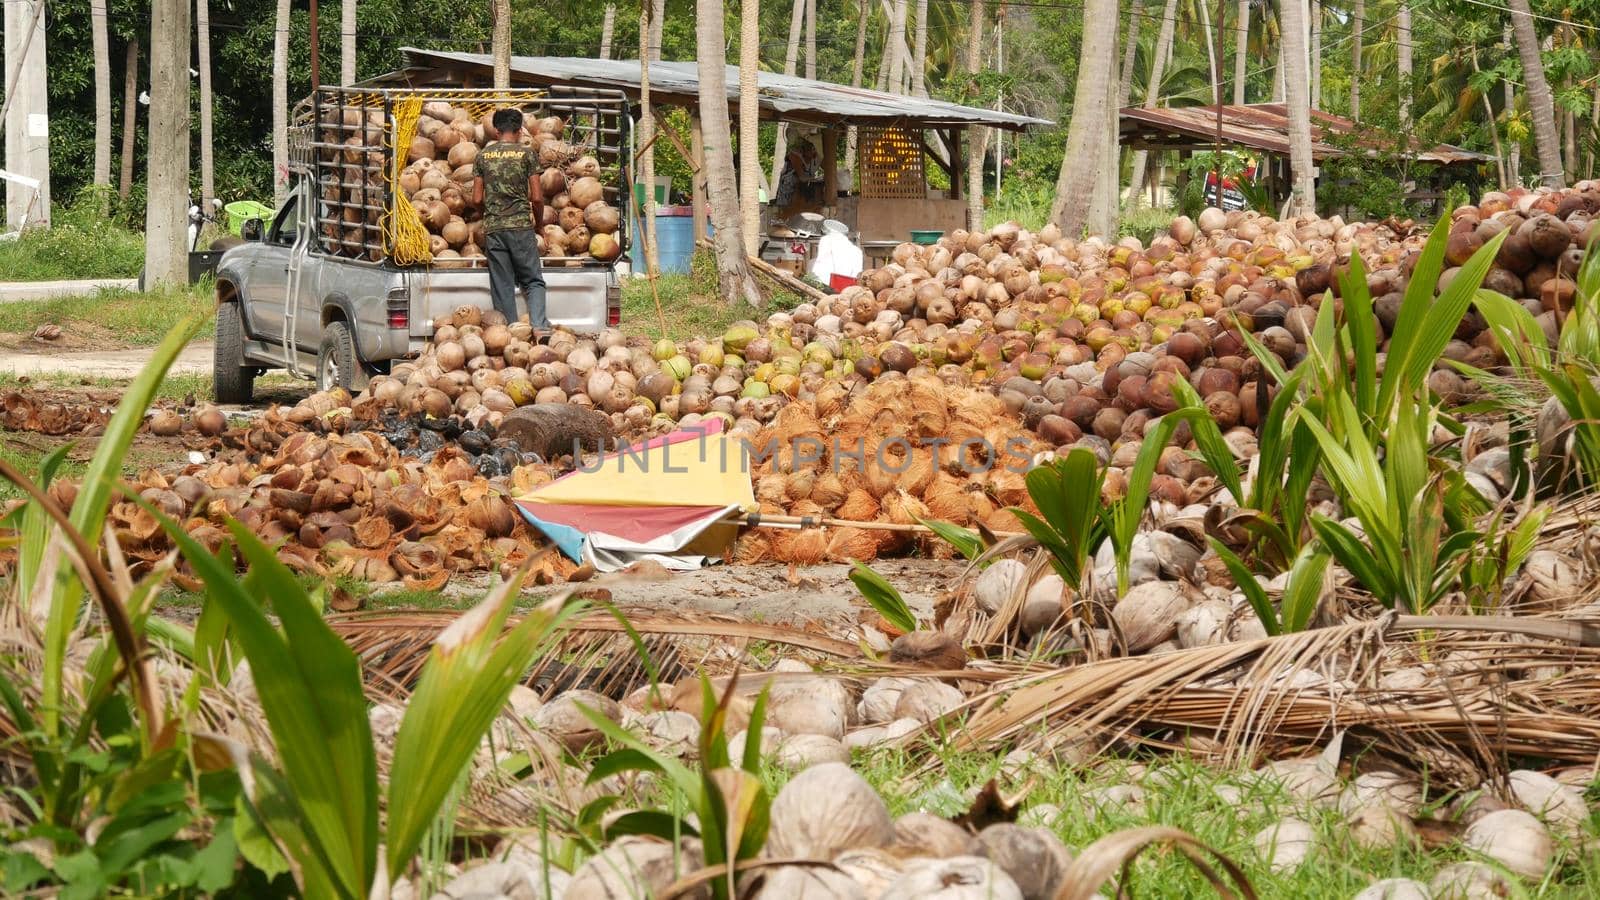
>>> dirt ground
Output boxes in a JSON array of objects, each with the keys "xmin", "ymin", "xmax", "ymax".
[
  {"xmin": 401, "ymin": 557, "xmax": 961, "ymax": 631},
  {"xmin": 0, "ymin": 339, "xmax": 214, "ymax": 377}
]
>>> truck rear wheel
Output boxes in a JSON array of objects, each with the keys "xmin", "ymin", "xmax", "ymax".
[
  {"xmin": 317, "ymin": 321, "xmax": 358, "ymax": 393},
  {"xmin": 213, "ymin": 301, "xmax": 255, "ymax": 404}
]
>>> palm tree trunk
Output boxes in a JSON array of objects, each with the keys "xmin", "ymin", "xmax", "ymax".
[
  {"xmin": 272, "ymin": 0, "xmax": 290, "ymax": 203},
  {"xmin": 698, "ymin": 0, "xmax": 761, "ymax": 305},
  {"xmin": 1050, "ymin": 0, "xmax": 1119, "ymax": 234},
  {"xmin": 146, "ymin": 0, "xmax": 192, "ymax": 286},
  {"xmin": 739, "ymin": 0, "xmax": 761, "ymax": 255},
  {"xmin": 849, "ymin": 0, "xmax": 869, "ymax": 166},
  {"xmin": 1117, "ymin": 1, "xmax": 1141, "ymax": 110},
  {"xmin": 491, "ymin": 0, "xmax": 511, "ymax": 88},
  {"xmin": 91, "ymin": 0, "xmax": 111, "ymax": 197},
  {"xmin": 1504, "ymin": 24, "xmax": 1520, "ymax": 185},
  {"xmin": 1124, "ymin": 0, "xmax": 1177, "ymax": 207},
  {"xmin": 912, "ymin": 0, "xmax": 928, "ymax": 96},
  {"xmin": 1280, "ymin": 0, "xmax": 1315, "ymax": 214},
  {"xmin": 770, "ymin": 0, "xmax": 807, "ymax": 188},
  {"xmin": 1349, "ymin": 0, "xmax": 1362, "ymax": 120},
  {"xmin": 1471, "ymin": 46, "xmax": 1507, "ymax": 188},
  {"xmin": 639, "ymin": 0, "xmax": 661, "ymax": 274},
  {"xmin": 119, "ymin": 38, "xmax": 138, "ymax": 202},
  {"xmin": 1560, "ymin": 27, "xmax": 1576, "ymax": 180},
  {"xmin": 197, "ymin": 0, "xmax": 215, "ymax": 212},
  {"xmin": 1231, "ymin": 0, "xmax": 1247, "ymax": 104},
  {"xmin": 599, "ymin": 4, "xmax": 616, "ymax": 59},
  {"xmin": 1396, "ymin": 2, "xmax": 1410, "ymax": 129},
  {"xmin": 340, "ymin": 0, "xmax": 356, "ymax": 85},
  {"xmin": 1507, "ymin": 0, "xmax": 1564, "ymax": 188},
  {"xmin": 1272, "ymin": 30, "xmax": 1284, "ymax": 102},
  {"xmin": 805, "ymin": 0, "xmax": 816, "ymax": 80},
  {"xmin": 1310, "ymin": 1, "xmax": 1320, "ymax": 109},
  {"xmin": 887, "ymin": 0, "xmax": 908, "ymax": 93},
  {"xmin": 966, "ymin": 0, "xmax": 985, "ymax": 230}
]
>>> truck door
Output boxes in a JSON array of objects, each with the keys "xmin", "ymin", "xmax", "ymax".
[{"xmin": 245, "ymin": 194, "xmax": 304, "ymax": 356}]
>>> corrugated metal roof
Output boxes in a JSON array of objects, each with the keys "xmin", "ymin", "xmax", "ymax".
[
  {"xmin": 1119, "ymin": 103, "xmax": 1489, "ymax": 165},
  {"xmin": 365, "ymin": 49, "xmax": 1051, "ymax": 132}
]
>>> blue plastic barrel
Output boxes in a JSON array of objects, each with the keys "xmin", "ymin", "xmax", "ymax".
[{"xmin": 654, "ymin": 207, "xmax": 697, "ymax": 274}]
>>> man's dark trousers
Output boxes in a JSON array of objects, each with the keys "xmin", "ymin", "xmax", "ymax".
[{"xmin": 485, "ymin": 227, "xmax": 547, "ymax": 328}]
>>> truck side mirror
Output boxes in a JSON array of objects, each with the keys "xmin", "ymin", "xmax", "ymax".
[{"xmin": 241, "ymin": 218, "xmax": 265, "ymax": 242}]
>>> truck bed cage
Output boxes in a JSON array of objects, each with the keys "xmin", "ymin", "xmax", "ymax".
[{"xmin": 289, "ymin": 85, "xmax": 632, "ymax": 268}]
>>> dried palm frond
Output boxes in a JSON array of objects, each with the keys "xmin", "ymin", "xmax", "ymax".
[
  {"xmin": 330, "ymin": 606, "xmax": 860, "ymax": 701},
  {"xmin": 914, "ymin": 613, "xmax": 1600, "ymax": 787}
]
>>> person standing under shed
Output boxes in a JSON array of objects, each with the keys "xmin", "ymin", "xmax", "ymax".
[{"xmin": 472, "ymin": 108, "xmax": 549, "ymax": 337}]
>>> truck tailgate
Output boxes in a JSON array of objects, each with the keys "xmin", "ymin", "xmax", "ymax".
[{"xmin": 407, "ymin": 265, "xmax": 617, "ymax": 335}]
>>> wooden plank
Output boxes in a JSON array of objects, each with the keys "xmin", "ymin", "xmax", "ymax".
[{"xmin": 748, "ymin": 254, "xmax": 829, "ymax": 302}]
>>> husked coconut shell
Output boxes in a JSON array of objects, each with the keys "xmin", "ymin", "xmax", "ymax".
[
  {"xmin": 968, "ymin": 824, "xmax": 1072, "ymax": 900},
  {"xmin": 766, "ymin": 762, "xmax": 894, "ymax": 860},
  {"xmin": 1111, "ymin": 581, "xmax": 1190, "ymax": 652},
  {"xmin": 891, "ymin": 812, "xmax": 973, "ymax": 858},
  {"xmin": 893, "ymin": 680, "xmax": 964, "ymax": 724},
  {"xmin": 752, "ymin": 865, "xmax": 865, "ymax": 899},
  {"xmin": 1464, "ymin": 809, "xmax": 1553, "ymax": 879},
  {"xmin": 767, "ymin": 677, "xmax": 853, "ymax": 739},
  {"xmin": 532, "ymin": 689, "xmax": 619, "ymax": 753},
  {"xmin": 565, "ymin": 836, "xmax": 704, "ymax": 900},
  {"xmin": 878, "ymin": 857, "xmax": 1023, "ymax": 900}
]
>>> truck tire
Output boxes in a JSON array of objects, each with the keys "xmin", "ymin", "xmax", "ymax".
[
  {"xmin": 317, "ymin": 321, "xmax": 358, "ymax": 393},
  {"xmin": 213, "ymin": 301, "xmax": 255, "ymax": 404}
]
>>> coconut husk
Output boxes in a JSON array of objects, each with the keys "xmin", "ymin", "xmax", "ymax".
[
  {"xmin": 732, "ymin": 530, "xmax": 772, "ymax": 565},
  {"xmin": 810, "ymin": 472, "xmax": 849, "ymax": 510},
  {"xmin": 836, "ymin": 489, "xmax": 881, "ymax": 523},
  {"xmin": 772, "ymin": 528, "xmax": 829, "ymax": 565},
  {"xmin": 756, "ymin": 473, "xmax": 789, "ymax": 506},
  {"xmin": 826, "ymin": 526, "xmax": 881, "ymax": 563},
  {"xmin": 925, "ymin": 473, "xmax": 972, "ymax": 524}
]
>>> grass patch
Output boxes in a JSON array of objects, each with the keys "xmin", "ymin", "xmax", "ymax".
[
  {"xmin": 0, "ymin": 370, "xmax": 217, "ymax": 403},
  {"xmin": 0, "ymin": 201, "xmax": 146, "ymax": 280},
  {"xmin": 0, "ymin": 440, "xmax": 87, "ymax": 503},
  {"xmin": 0, "ymin": 281, "xmax": 216, "ymax": 346},
  {"xmin": 622, "ymin": 250, "xmax": 804, "ymax": 341}
]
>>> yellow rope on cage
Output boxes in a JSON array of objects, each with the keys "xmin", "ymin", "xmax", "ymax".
[{"xmin": 385, "ymin": 95, "xmax": 434, "ymax": 266}]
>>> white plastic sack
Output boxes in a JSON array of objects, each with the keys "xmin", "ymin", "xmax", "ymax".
[{"xmin": 810, "ymin": 230, "xmax": 864, "ymax": 283}]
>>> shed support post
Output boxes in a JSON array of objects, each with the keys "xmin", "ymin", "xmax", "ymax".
[
  {"xmin": 949, "ymin": 128, "xmax": 961, "ymax": 201},
  {"xmin": 691, "ymin": 113, "xmax": 708, "ymax": 242},
  {"xmin": 822, "ymin": 126, "xmax": 839, "ymax": 211}
]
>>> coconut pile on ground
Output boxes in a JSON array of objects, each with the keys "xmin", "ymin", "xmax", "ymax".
[
  {"xmin": 391, "ymin": 103, "xmax": 623, "ymax": 266},
  {"xmin": 86, "ymin": 406, "xmax": 572, "ymax": 590}
]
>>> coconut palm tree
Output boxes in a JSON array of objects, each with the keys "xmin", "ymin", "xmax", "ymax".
[
  {"xmin": 698, "ymin": 0, "xmax": 761, "ymax": 305},
  {"xmin": 966, "ymin": 0, "xmax": 985, "ymax": 230},
  {"xmin": 1310, "ymin": 1, "xmax": 1320, "ymax": 108},
  {"xmin": 770, "ymin": 0, "xmax": 807, "ymax": 187},
  {"xmin": 1232, "ymin": 0, "xmax": 1247, "ymax": 104},
  {"xmin": 341, "ymin": 0, "xmax": 357, "ymax": 85},
  {"xmin": 119, "ymin": 39, "xmax": 138, "ymax": 202},
  {"xmin": 599, "ymin": 4, "xmax": 616, "ymax": 58},
  {"xmin": 1507, "ymin": 0, "xmax": 1564, "ymax": 188},
  {"xmin": 887, "ymin": 0, "xmax": 908, "ymax": 93},
  {"xmin": 1280, "ymin": 0, "xmax": 1314, "ymax": 214},
  {"xmin": 912, "ymin": 0, "xmax": 928, "ymax": 96},
  {"xmin": 639, "ymin": 0, "xmax": 661, "ymax": 274},
  {"xmin": 1350, "ymin": 0, "xmax": 1363, "ymax": 119},
  {"xmin": 491, "ymin": 0, "xmax": 511, "ymax": 88},
  {"xmin": 197, "ymin": 0, "xmax": 215, "ymax": 212},
  {"xmin": 272, "ymin": 0, "xmax": 290, "ymax": 203},
  {"xmin": 739, "ymin": 0, "xmax": 760, "ymax": 255},
  {"xmin": 805, "ymin": 0, "xmax": 816, "ymax": 80},
  {"xmin": 1050, "ymin": 0, "xmax": 1119, "ymax": 235},
  {"xmin": 1125, "ymin": 0, "xmax": 1178, "ymax": 207},
  {"xmin": 147, "ymin": 0, "xmax": 192, "ymax": 286},
  {"xmin": 1118, "ymin": 1, "xmax": 1143, "ymax": 109},
  {"xmin": 1396, "ymin": 3, "xmax": 1412, "ymax": 128},
  {"xmin": 848, "ymin": 0, "xmax": 871, "ymax": 164},
  {"xmin": 91, "ymin": 0, "xmax": 111, "ymax": 200}
]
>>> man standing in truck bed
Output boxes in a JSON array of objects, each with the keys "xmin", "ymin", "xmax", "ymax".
[{"xmin": 472, "ymin": 108, "xmax": 548, "ymax": 336}]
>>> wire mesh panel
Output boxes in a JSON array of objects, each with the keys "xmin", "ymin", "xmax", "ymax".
[{"xmin": 859, "ymin": 126, "xmax": 926, "ymax": 199}]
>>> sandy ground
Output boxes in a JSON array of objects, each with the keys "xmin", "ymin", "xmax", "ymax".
[
  {"xmin": 409, "ymin": 557, "xmax": 961, "ymax": 631},
  {"xmin": 0, "ymin": 340, "xmax": 214, "ymax": 378}
]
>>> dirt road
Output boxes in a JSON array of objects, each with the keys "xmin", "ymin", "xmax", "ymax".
[
  {"xmin": 0, "ymin": 341, "xmax": 214, "ymax": 378},
  {"xmin": 0, "ymin": 279, "xmax": 137, "ymax": 303}
]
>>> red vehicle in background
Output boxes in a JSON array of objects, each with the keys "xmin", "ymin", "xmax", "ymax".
[{"xmin": 1205, "ymin": 162, "xmax": 1258, "ymax": 211}]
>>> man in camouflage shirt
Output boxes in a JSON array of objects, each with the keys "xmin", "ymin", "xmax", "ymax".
[{"xmin": 471, "ymin": 108, "xmax": 548, "ymax": 334}]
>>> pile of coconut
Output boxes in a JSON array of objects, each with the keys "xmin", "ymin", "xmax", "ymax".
[
  {"xmin": 401, "ymin": 103, "xmax": 623, "ymax": 265},
  {"xmin": 393, "ymin": 653, "xmax": 1592, "ymax": 900}
]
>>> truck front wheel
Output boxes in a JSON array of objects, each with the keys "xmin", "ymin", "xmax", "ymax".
[
  {"xmin": 317, "ymin": 321, "xmax": 358, "ymax": 393},
  {"xmin": 213, "ymin": 301, "xmax": 255, "ymax": 404}
]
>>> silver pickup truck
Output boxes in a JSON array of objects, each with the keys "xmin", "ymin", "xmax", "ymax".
[
  {"xmin": 211, "ymin": 176, "xmax": 620, "ymax": 403},
  {"xmin": 212, "ymin": 84, "xmax": 631, "ymax": 404}
]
